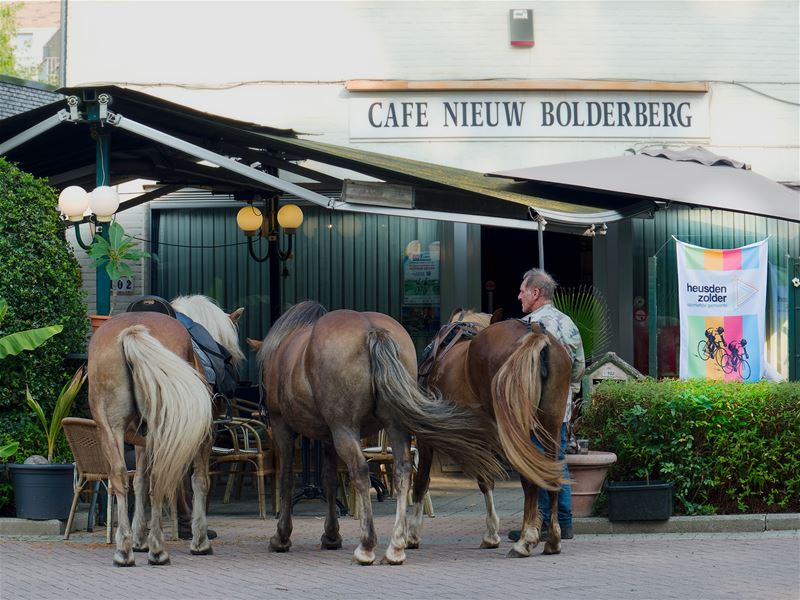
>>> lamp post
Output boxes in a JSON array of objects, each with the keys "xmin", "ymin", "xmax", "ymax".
[
  {"xmin": 236, "ymin": 195, "xmax": 303, "ymax": 324},
  {"xmin": 57, "ymin": 184, "xmax": 120, "ymax": 316}
]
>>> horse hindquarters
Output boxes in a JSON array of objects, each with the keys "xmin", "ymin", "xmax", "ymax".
[{"xmin": 119, "ymin": 325, "xmax": 213, "ymax": 564}]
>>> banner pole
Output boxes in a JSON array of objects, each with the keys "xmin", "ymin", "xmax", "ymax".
[{"xmin": 648, "ymin": 255, "xmax": 658, "ymax": 378}]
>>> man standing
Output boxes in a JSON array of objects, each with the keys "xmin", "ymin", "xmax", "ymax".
[{"xmin": 508, "ymin": 268, "xmax": 585, "ymax": 541}]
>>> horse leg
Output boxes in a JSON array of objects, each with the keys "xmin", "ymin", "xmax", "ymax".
[
  {"xmin": 478, "ymin": 477, "xmax": 500, "ymax": 549},
  {"xmin": 543, "ymin": 490, "xmax": 562, "ymax": 555},
  {"xmin": 319, "ymin": 442, "xmax": 343, "ymax": 550},
  {"xmin": 96, "ymin": 419, "xmax": 137, "ymax": 566},
  {"xmin": 189, "ymin": 438, "xmax": 213, "ymax": 555},
  {"xmin": 146, "ymin": 486, "xmax": 170, "ymax": 566},
  {"xmin": 382, "ymin": 425, "xmax": 412, "ymax": 565},
  {"xmin": 269, "ymin": 418, "xmax": 296, "ymax": 553},
  {"xmin": 507, "ymin": 478, "xmax": 541, "ymax": 558},
  {"xmin": 407, "ymin": 443, "xmax": 432, "ymax": 549},
  {"xmin": 332, "ymin": 428, "xmax": 376, "ymax": 565},
  {"xmin": 131, "ymin": 444, "xmax": 149, "ymax": 553}
]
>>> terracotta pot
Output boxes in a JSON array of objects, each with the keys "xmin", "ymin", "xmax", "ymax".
[
  {"xmin": 566, "ymin": 450, "xmax": 617, "ymax": 517},
  {"xmin": 90, "ymin": 315, "xmax": 112, "ymax": 333}
]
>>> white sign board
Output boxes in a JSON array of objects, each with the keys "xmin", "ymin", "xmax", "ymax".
[{"xmin": 350, "ymin": 92, "xmax": 709, "ymax": 140}]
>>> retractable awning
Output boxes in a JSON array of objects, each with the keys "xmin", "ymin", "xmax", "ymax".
[
  {"xmin": 489, "ymin": 147, "xmax": 800, "ymax": 223},
  {"xmin": 0, "ymin": 85, "xmax": 653, "ymax": 230}
]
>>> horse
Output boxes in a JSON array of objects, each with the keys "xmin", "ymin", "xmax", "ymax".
[
  {"xmin": 87, "ymin": 294, "xmax": 243, "ymax": 567},
  {"xmin": 250, "ymin": 300, "xmax": 505, "ymax": 565},
  {"xmin": 411, "ymin": 308, "xmax": 572, "ymax": 558}
]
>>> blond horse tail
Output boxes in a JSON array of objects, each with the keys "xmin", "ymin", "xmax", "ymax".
[
  {"xmin": 367, "ymin": 329, "xmax": 506, "ymax": 483},
  {"xmin": 119, "ymin": 325, "xmax": 212, "ymax": 507},
  {"xmin": 491, "ymin": 332, "xmax": 565, "ymax": 491}
]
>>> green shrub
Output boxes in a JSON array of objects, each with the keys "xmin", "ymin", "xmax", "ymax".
[
  {"xmin": 582, "ymin": 378, "xmax": 800, "ymax": 515},
  {"xmin": 0, "ymin": 158, "xmax": 88, "ymax": 466}
]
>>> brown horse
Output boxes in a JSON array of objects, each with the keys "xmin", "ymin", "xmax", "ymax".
[
  {"xmin": 88, "ymin": 295, "xmax": 243, "ymax": 566},
  {"xmin": 411, "ymin": 309, "xmax": 571, "ymax": 557},
  {"xmin": 252, "ymin": 301, "xmax": 505, "ymax": 565}
]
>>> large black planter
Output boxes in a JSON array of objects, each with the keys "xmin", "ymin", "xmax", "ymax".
[
  {"xmin": 9, "ymin": 463, "xmax": 74, "ymax": 520},
  {"xmin": 605, "ymin": 480, "xmax": 674, "ymax": 521}
]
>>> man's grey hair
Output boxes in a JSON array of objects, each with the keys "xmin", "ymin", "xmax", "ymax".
[{"xmin": 522, "ymin": 268, "xmax": 557, "ymax": 300}]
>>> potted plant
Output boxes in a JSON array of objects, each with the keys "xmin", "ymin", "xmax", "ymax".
[
  {"xmin": 87, "ymin": 221, "xmax": 150, "ymax": 328},
  {"xmin": 7, "ymin": 366, "xmax": 86, "ymax": 520},
  {"xmin": 1, "ymin": 296, "xmax": 86, "ymax": 520}
]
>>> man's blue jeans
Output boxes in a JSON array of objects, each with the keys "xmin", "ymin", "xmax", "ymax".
[{"xmin": 532, "ymin": 422, "xmax": 572, "ymax": 529}]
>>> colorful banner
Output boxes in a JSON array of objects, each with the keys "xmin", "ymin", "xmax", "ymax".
[{"xmin": 676, "ymin": 239, "xmax": 768, "ymax": 381}]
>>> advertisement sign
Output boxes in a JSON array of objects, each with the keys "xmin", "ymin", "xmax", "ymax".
[
  {"xmin": 403, "ymin": 251, "xmax": 440, "ymax": 305},
  {"xmin": 676, "ymin": 239, "xmax": 768, "ymax": 381}
]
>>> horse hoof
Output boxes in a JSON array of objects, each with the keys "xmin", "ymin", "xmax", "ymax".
[
  {"xmin": 147, "ymin": 551, "xmax": 171, "ymax": 566},
  {"xmin": 543, "ymin": 543, "xmax": 561, "ymax": 555},
  {"xmin": 352, "ymin": 546, "xmax": 376, "ymax": 565},
  {"xmin": 381, "ymin": 550, "xmax": 406, "ymax": 565},
  {"xmin": 320, "ymin": 535, "xmax": 343, "ymax": 550},
  {"xmin": 506, "ymin": 548, "xmax": 531, "ymax": 559},
  {"xmin": 406, "ymin": 540, "xmax": 420, "ymax": 550},
  {"xmin": 479, "ymin": 539, "xmax": 500, "ymax": 549},
  {"xmin": 269, "ymin": 536, "xmax": 292, "ymax": 553},
  {"xmin": 190, "ymin": 544, "xmax": 214, "ymax": 556},
  {"xmin": 113, "ymin": 552, "xmax": 135, "ymax": 567}
]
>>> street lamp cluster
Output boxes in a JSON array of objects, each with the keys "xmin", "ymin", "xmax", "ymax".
[{"xmin": 57, "ymin": 185, "xmax": 120, "ymax": 223}]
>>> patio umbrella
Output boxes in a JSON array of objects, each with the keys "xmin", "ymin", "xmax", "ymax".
[{"xmin": 488, "ymin": 146, "xmax": 799, "ymax": 223}]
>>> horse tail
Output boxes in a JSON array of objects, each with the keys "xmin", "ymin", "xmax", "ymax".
[
  {"xmin": 119, "ymin": 325, "xmax": 212, "ymax": 506},
  {"xmin": 367, "ymin": 329, "xmax": 506, "ymax": 483},
  {"xmin": 491, "ymin": 332, "xmax": 565, "ymax": 491}
]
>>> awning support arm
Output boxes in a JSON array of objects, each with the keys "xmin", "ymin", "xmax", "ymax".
[
  {"xmin": 104, "ymin": 111, "xmax": 333, "ymax": 208},
  {"xmin": 0, "ymin": 109, "xmax": 72, "ymax": 156}
]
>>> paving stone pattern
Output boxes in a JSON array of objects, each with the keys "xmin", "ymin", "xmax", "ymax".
[{"xmin": 1, "ymin": 478, "xmax": 798, "ymax": 600}]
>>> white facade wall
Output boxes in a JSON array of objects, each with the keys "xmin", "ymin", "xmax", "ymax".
[{"xmin": 64, "ymin": 1, "xmax": 799, "ymax": 180}]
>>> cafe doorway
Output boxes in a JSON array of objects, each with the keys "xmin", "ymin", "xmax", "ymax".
[{"xmin": 481, "ymin": 227, "xmax": 593, "ymax": 319}]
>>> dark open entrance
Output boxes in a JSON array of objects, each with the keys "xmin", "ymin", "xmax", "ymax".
[{"xmin": 481, "ymin": 227, "xmax": 593, "ymax": 319}]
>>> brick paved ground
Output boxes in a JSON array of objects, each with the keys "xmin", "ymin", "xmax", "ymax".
[{"xmin": 1, "ymin": 477, "xmax": 798, "ymax": 600}]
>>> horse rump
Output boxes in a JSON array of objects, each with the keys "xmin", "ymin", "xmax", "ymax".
[{"xmin": 366, "ymin": 328, "xmax": 505, "ymax": 484}]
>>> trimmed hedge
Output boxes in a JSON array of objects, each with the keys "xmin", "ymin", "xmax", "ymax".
[
  {"xmin": 582, "ymin": 379, "xmax": 800, "ymax": 515},
  {"xmin": 0, "ymin": 158, "xmax": 88, "ymax": 464}
]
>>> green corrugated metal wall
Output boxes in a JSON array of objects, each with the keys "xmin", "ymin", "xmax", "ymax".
[
  {"xmin": 152, "ymin": 206, "xmax": 441, "ymax": 382},
  {"xmin": 632, "ymin": 206, "xmax": 800, "ymax": 379}
]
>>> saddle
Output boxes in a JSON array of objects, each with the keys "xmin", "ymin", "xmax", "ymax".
[
  {"xmin": 125, "ymin": 296, "xmax": 237, "ymax": 399},
  {"xmin": 418, "ymin": 321, "xmax": 479, "ymax": 388}
]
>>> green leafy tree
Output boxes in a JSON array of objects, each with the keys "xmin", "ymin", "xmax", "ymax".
[{"xmin": 0, "ymin": 158, "xmax": 88, "ymax": 465}]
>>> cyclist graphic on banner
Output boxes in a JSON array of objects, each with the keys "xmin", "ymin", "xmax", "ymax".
[{"xmin": 676, "ymin": 238, "xmax": 768, "ymax": 382}]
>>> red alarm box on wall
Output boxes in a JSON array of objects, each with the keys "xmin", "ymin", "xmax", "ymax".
[{"xmin": 510, "ymin": 9, "xmax": 534, "ymax": 47}]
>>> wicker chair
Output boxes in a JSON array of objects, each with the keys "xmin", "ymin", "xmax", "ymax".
[
  {"xmin": 209, "ymin": 418, "xmax": 277, "ymax": 518},
  {"xmin": 62, "ymin": 417, "xmax": 135, "ymax": 544}
]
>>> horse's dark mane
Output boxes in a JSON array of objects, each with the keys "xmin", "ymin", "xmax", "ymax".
[{"xmin": 256, "ymin": 300, "xmax": 328, "ymax": 369}]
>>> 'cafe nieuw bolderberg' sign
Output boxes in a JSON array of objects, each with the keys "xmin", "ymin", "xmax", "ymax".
[{"xmin": 349, "ymin": 92, "xmax": 709, "ymax": 139}]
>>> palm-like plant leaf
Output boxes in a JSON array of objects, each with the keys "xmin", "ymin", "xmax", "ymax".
[
  {"xmin": 553, "ymin": 286, "xmax": 612, "ymax": 363},
  {"xmin": 26, "ymin": 366, "xmax": 86, "ymax": 462},
  {"xmin": 0, "ymin": 325, "xmax": 63, "ymax": 359}
]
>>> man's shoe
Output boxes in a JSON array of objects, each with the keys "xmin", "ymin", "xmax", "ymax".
[
  {"xmin": 507, "ymin": 529, "xmax": 521, "ymax": 542},
  {"xmin": 561, "ymin": 525, "xmax": 574, "ymax": 540},
  {"xmin": 178, "ymin": 527, "xmax": 217, "ymax": 540}
]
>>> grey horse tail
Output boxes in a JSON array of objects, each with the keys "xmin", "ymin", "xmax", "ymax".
[{"xmin": 367, "ymin": 329, "xmax": 506, "ymax": 483}]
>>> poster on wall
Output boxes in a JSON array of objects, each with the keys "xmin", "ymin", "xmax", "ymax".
[
  {"xmin": 403, "ymin": 251, "xmax": 440, "ymax": 305},
  {"xmin": 676, "ymin": 239, "xmax": 768, "ymax": 382}
]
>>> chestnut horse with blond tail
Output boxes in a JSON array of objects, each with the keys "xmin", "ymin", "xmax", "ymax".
[
  {"xmin": 88, "ymin": 295, "xmax": 243, "ymax": 567},
  {"xmin": 252, "ymin": 301, "xmax": 505, "ymax": 565},
  {"xmin": 411, "ymin": 309, "xmax": 571, "ymax": 557}
]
